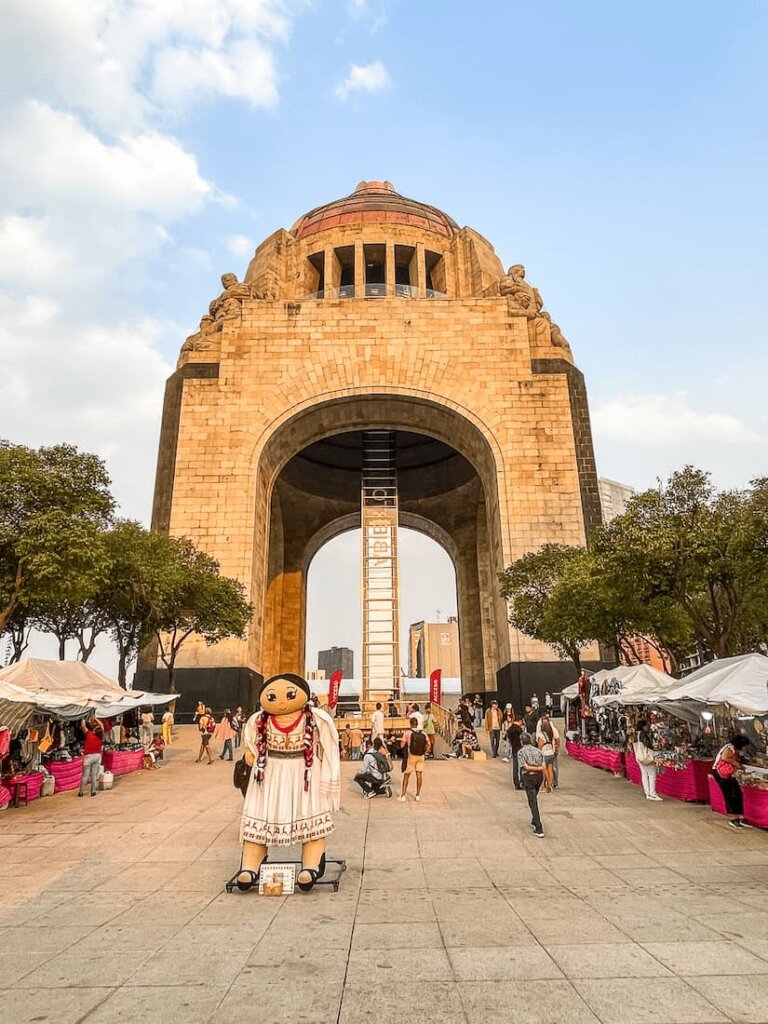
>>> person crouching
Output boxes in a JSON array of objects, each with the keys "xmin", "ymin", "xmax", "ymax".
[{"xmin": 354, "ymin": 737, "xmax": 393, "ymax": 798}]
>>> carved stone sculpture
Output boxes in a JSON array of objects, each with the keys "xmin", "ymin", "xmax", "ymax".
[
  {"xmin": 209, "ymin": 272, "xmax": 252, "ymax": 323},
  {"xmin": 498, "ymin": 264, "xmax": 543, "ymax": 318}
]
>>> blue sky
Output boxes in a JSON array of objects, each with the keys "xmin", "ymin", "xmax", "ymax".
[{"xmin": 1, "ymin": 0, "xmax": 766, "ymax": 675}]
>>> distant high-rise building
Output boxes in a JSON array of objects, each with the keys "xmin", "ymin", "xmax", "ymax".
[
  {"xmin": 598, "ymin": 477, "xmax": 635, "ymax": 523},
  {"xmin": 318, "ymin": 646, "xmax": 354, "ymax": 679},
  {"xmin": 408, "ymin": 617, "xmax": 460, "ymax": 678},
  {"xmin": 306, "ymin": 669, "xmax": 327, "ymax": 683}
]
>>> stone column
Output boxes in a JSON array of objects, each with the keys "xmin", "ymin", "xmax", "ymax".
[
  {"xmin": 385, "ymin": 241, "xmax": 396, "ymax": 297},
  {"xmin": 324, "ymin": 245, "xmax": 339, "ymax": 297},
  {"xmin": 354, "ymin": 241, "xmax": 365, "ymax": 298},
  {"xmin": 415, "ymin": 241, "xmax": 426, "ymax": 297}
]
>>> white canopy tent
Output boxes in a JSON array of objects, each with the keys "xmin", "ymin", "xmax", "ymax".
[
  {"xmin": 0, "ymin": 659, "xmax": 176, "ymax": 733},
  {"xmin": 665, "ymin": 653, "xmax": 768, "ymax": 716},
  {"xmin": 592, "ymin": 664, "xmax": 677, "ymax": 708},
  {"xmin": 562, "ymin": 667, "xmax": 619, "ymax": 700}
]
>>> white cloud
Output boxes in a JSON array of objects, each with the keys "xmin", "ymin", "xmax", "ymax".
[
  {"xmin": 592, "ymin": 392, "xmax": 764, "ymax": 446},
  {"xmin": 151, "ymin": 37, "xmax": 279, "ymax": 112},
  {"xmin": 227, "ymin": 234, "xmax": 255, "ymax": 257},
  {"xmin": 0, "ymin": 216, "xmax": 68, "ymax": 283},
  {"xmin": 335, "ymin": 60, "xmax": 391, "ymax": 101},
  {"xmin": 0, "ymin": 294, "xmax": 173, "ymax": 521}
]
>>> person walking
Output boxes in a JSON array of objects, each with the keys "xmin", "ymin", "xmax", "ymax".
[
  {"xmin": 634, "ymin": 719, "xmax": 662, "ymax": 801},
  {"xmin": 536, "ymin": 713, "xmax": 561, "ymax": 792},
  {"xmin": 140, "ymin": 708, "xmax": 154, "ymax": 752},
  {"xmin": 161, "ymin": 707, "xmax": 174, "ymax": 746},
  {"xmin": 398, "ymin": 717, "xmax": 428, "ymax": 801},
  {"xmin": 523, "ymin": 702, "xmax": 539, "ymax": 736},
  {"xmin": 473, "ymin": 696, "xmax": 484, "ymax": 729},
  {"xmin": 354, "ymin": 737, "xmax": 393, "ymax": 798},
  {"xmin": 371, "ymin": 702, "xmax": 386, "ymax": 744},
  {"xmin": 423, "ymin": 702, "xmax": 437, "ymax": 756},
  {"xmin": 713, "ymin": 735, "xmax": 753, "ymax": 830},
  {"xmin": 349, "ymin": 724, "xmax": 364, "ymax": 760},
  {"xmin": 215, "ymin": 710, "xmax": 236, "ymax": 761},
  {"xmin": 485, "ymin": 700, "xmax": 503, "ymax": 758},
  {"xmin": 195, "ymin": 707, "xmax": 215, "ymax": 764},
  {"xmin": 507, "ymin": 712, "xmax": 525, "ymax": 789},
  {"xmin": 500, "ymin": 705, "xmax": 514, "ymax": 762},
  {"xmin": 233, "ymin": 706, "xmax": 246, "ymax": 748},
  {"xmin": 517, "ymin": 732, "xmax": 545, "ymax": 837},
  {"xmin": 78, "ymin": 718, "xmax": 104, "ymax": 798}
]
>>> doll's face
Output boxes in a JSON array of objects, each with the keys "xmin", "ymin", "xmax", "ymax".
[{"xmin": 259, "ymin": 677, "xmax": 308, "ymax": 717}]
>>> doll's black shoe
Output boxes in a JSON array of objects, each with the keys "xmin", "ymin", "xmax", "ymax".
[
  {"xmin": 297, "ymin": 867, "xmax": 319, "ymax": 892},
  {"xmin": 316, "ymin": 853, "xmax": 327, "ymax": 880},
  {"xmin": 235, "ymin": 859, "xmax": 267, "ymax": 892}
]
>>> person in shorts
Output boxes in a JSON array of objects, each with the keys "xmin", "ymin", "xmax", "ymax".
[
  {"xmin": 398, "ymin": 717, "xmax": 428, "ymax": 802},
  {"xmin": 196, "ymin": 707, "xmax": 215, "ymax": 764}
]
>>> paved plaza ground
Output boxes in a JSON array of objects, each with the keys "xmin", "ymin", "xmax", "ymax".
[{"xmin": 2, "ymin": 727, "xmax": 768, "ymax": 1024}]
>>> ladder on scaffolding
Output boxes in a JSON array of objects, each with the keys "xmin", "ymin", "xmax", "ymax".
[{"xmin": 361, "ymin": 430, "xmax": 400, "ymax": 703}]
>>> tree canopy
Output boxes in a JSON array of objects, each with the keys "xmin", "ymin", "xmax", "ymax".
[{"xmin": 499, "ymin": 468, "xmax": 768, "ymax": 671}]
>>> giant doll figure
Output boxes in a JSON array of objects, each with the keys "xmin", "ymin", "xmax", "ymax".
[{"xmin": 237, "ymin": 673, "xmax": 341, "ymax": 893}]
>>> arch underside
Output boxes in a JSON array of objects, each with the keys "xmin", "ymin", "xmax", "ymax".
[{"xmin": 257, "ymin": 398, "xmax": 512, "ymax": 693}]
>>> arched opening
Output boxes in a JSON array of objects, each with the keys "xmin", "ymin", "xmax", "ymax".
[
  {"xmin": 304, "ymin": 527, "xmax": 460, "ymax": 695},
  {"xmin": 253, "ymin": 397, "xmax": 511, "ymax": 694}
]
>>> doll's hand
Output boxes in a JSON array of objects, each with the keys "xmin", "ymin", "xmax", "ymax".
[{"xmin": 244, "ymin": 750, "xmax": 255, "ymax": 767}]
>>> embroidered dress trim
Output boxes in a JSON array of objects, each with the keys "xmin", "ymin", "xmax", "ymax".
[{"xmin": 241, "ymin": 811, "xmax": 334, "ymax": 846}]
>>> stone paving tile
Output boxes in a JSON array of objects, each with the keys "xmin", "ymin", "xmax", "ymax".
[
  {"xmin": 214, "ymin": 965, "xmax": 346, "ymax": 1024},
  {"xmin": 547, "ymin": 942, "xmax": 673, "ymax": 979},
  {"xmin": 351, "ymin": 921, "xmax": 444, "ymax": 949},
  {"xmin": 81, "ymin": 985, "xmax": 231, "ymax": 1023},
  {"xmin": 0, "ymin": 924, "xmax": 94, "ymax": 954},
  {"xmin": 641, "ymin": 940, "xmax": 768, "ymax": 976},
  {"xmin": 573, "ymin": 977, "xmax": 728, "ymax": 1023},
  {"xmin": 448, "ymin": 944, "xmax": 563, "ymax": 980},
  {"xmin": 346, "ymin": 946, "xmax": 453, "ymax": 982},
  {"xmin": 0, "ymin": 987, "xmax": 114, "ymax": 1023},
  {"xmin": 460, "ymin": 979, "xmax": 601, "ymax": 1023},
  {"xmin": 339, "ymin": 981, "xmax": 467, "ymax": 1024},
  {"xmin": 524, "ymin": 914, "xmax": 634, "ymax": 945},
  {"xmin": 685, "ymin": 975, "xmax": 768, "ymax": 1023},
  {"xmin": 31, "ymin": 949, "xmax": 150, "ymax": 989}
]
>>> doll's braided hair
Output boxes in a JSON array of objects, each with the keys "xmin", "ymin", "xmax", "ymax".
[{"xmin": 254, "ymin": 674, "xmax": 314, "ymax": 790}]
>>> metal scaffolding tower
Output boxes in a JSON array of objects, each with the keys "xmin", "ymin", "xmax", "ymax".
[{"xmin": 361, "ymin": 430, "xmax": 400, "ymax": 702}]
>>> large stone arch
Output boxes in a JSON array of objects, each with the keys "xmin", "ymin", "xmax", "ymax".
[{"xmin": 254, "ymin": 395, "xmax": 511, "ymax": 694}]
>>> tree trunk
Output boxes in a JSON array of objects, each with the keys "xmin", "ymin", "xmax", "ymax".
[
  {"xmin": 117, "ymin": 649, "xmax": 127, "ymax": 687},
  {"xmin": 58, "ymin": 634, "xmax": 67, "ymax": 660}
]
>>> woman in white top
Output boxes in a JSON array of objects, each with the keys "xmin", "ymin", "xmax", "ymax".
[{"xmin": 536, "ymin": 715, "xmax": 560, "ymax": 793}]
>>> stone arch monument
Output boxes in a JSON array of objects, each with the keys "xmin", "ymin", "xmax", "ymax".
[{"xmin": 139, "ymin": 181, "xmax": 605, "ymax": 712}]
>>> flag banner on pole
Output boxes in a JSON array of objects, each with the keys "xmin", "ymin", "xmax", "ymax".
[
  {"xmin": 429, "ymin": 668, "xmax": 442, "ymax": 706},
  {"xmin": 328, "ymin": 671, "xmax": 343, "ymax": 709}
]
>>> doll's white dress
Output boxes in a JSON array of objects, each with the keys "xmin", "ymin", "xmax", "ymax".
[{"xmin": 240, "ymin": 706, "xmax": 341, "ymax": 846}]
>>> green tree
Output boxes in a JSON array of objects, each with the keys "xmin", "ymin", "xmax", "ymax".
[
  {"xmin": 0, "ymin": 442, "xmax": 114, "ymax": 636},
  {"xmin": 97, "ymin": 521, "xmax": 170, "ymax": 686},
  {"xmin": 28, "ymin": 516, "xmax": 111, "ymax": 660},
  {"xmin": 499, "ymin": 543, "xmax": 596, "ymax": 671},
  {"xmin": 147, "ymin": 537, "xmax": 252, "ymax": 691},
  {"xmin": 600, "ymin": 468, "xmax": 768, "ymax": 658}
]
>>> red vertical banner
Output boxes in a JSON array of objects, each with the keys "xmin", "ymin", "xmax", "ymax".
[
  {"xmin": 328, "ymin": 671, "xmax": 342, "ymax": 710},
  {"xmin": 429, "ymin": 668, "xmax": 442, "ymax": 706}
]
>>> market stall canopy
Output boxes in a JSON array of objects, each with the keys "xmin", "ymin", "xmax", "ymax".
[
  {"xmin": 592, "ymin": 664, "xmax": 677, "ymax": 707},
  {"xmin": 665, "ymin": 653, "xmax": 768, "ymax": 715},
  {"xmin": 0, "ymin": 659, "xmax": 176, "ymax": 727},
  {"xmin": 561, "ymin": 667, "xmax": 622, "ymax": 700}
]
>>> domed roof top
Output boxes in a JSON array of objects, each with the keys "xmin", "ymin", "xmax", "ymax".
[{"xmin": 291, "ymin": 181, "xmax": 459, "ymax": 241}]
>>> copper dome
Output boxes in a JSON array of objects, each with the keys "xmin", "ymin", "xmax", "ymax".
[{"xmin": 291, "ymin": 181, "xmax": 459, "ymax": 240}]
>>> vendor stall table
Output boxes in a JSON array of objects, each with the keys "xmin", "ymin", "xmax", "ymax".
[
  {"xmin": 48, "ymin": 757, "xmax": 84, "ymax": 793},
  {"xmin": 656, "ymin": 759, "xmax": 714, "ymax": 802},
  {"xmin": 708, "ymin": 775, "xmax": 768, "ymax": 828},
  {"xmin": 0, "ymin": 781, "xmax": 12, "ymax": 809},
  {"xmin": 7, "ymin": 771, "xmax": 44, "ymax": 806},
  {"xmin": 625, "ymin": 751, "xmax": 641, "ymax": 785},
  {"xmin": 565, "ymin": 739, "xmax": 624, "ymax": 774},
  {"xmin": 102, "ymin": 749, "xmax": 144, "ymax": 776}
]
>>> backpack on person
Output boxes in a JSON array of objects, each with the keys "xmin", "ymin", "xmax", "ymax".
[
  {"xmin": 202, "ymin": 715, "xmax": 215, "ymax": 734},
  {"xmin": 409, "ymin": 730, "xmax": 428, "ymax": 756}
]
